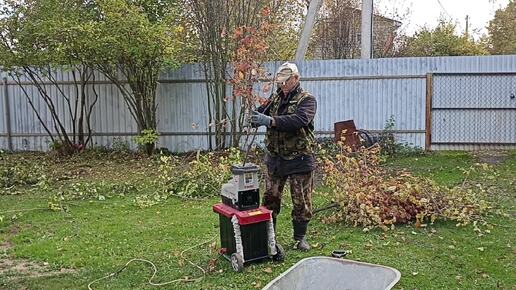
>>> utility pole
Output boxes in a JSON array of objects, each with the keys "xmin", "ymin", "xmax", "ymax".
[
  {"xmin": 465, "ymin": 15, "xmax": 469, "ymax": 37},
  {"xmin": 361, "ymin": 0, "xmax": 373, "ymax": 59},
  {"xmin": 295, "ymin": 0, "xmax": 324, "ymax": 63}
]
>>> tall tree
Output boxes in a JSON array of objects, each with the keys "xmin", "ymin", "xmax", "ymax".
[
  {"xmin": 182, "ymin": 0, "xmax": 303, "ymax": 149},
  {"xmin": 311, "ymin": 0, "xmax": 361, "ymax": 59},
  {"xmin": 310, "ymin": 0, "xmax": 406, "ymax": 59},
  {"xmin": 400, "ymin": 20, "xmax": 488, "ymax": 57},
  {"xmin": 90, "ymin": 0, "xmax": 183, "ymax": 154},
  {"xmin": 230, "ymin": 8, "xmax": 275, "ymax": 148},
  {"xmin": 487, "ymin": 0, "xmax": 516, "ymax": 54},
  {"xmin": 0, "ymin": 0, "xmax": 184, "ymax": 154},
  {"xmin": 266, "ymin": 0, "xmax": 305, "ymax": 61},
  {"xmin": 0, "ymin": 0, "xmax": 99, "ymax": 154}
]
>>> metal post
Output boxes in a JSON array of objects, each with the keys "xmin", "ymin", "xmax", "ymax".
[
  {"xmin": 361, "ymin": 0, "xmax": 373, "ymax": 59},
  {"xmin": 2, "ymin": 77, "xmax": 13, "ymax": 151},
  {"xmin": 425, "ymin": 73, "xmax": 433, "ymax": 151},
  {"xmin": 295, "ymin": 0, "xmax": 323, "ymax": 63}
]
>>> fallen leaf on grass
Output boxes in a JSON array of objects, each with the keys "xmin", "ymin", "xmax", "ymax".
[{"xmin": 207, "ymin": 258, "xmax": 218, "ymax": 272}]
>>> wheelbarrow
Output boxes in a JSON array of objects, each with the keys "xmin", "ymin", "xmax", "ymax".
[{"xmin": 262, "ymin": 257, "xmax": 401, "ymax": 290}]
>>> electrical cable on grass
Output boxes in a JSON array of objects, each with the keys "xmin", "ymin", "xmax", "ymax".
[
  {"xmin": 312, "ymin": 202, "xmax": 339, "ymax": 214},
  {"xmin": 87, "ymin": 237, "xmax": 216, "ymax": 290},
  {"xmin": 0, "ymin": 207, "xmax": 48, "ymax": 215}
]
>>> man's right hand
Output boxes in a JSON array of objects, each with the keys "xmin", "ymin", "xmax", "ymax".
[{"xmin": 250, "ymin": 110, "xmax": 273, "ymax": 128}]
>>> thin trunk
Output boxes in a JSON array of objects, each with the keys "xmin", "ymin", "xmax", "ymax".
[
  {"xmin": 202, "ymin": 63, "xmax": 214, "ymax": 150},
  {"xmin": 77, "ymin": 68, "xmax": 86, "ymax": 146},
  {"xmin": 85, "ymin": 69, "xmax": 98, "ymax": 147},
  {"xmin": 11, "ymin": 73, "xmax": 56, "ymax": 144}
]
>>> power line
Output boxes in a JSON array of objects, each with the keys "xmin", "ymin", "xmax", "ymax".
[{"xmin": 435, "ymin": 0, "xmax": 453, "ymax": 19}]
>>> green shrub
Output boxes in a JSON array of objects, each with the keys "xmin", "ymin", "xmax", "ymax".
[
  {"xmin": 378, "ymin": 116, "xmax": 425, "ymax": 158},
  {"xmin": 112, "ymin": 137, "xmax": 131, "ymax": 153},
  {"xmin": 1, "ymin": 159, "xmax": 47, "ymax": 192},
  {"xmin": 48, "ymin": 181, "xmax": 139, "ymax": 211},
  {"xmin": 157, "ymin": 148, "xmax": 242, "ymax": 199},
  {"xmin": 134, "ymin": 129, "xmax": 159, "ymax": 155}
]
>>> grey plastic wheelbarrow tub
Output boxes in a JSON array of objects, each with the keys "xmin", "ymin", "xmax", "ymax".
[{"xmin": 262, "ymin": 257, "xmax": 401, "ymax": 290}]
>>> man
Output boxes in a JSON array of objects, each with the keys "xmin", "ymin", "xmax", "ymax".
[{"xmin": 250, "ymin": 62, "xmax": 317, "ymax": 251}]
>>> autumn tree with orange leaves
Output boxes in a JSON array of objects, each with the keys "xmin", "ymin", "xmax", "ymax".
[
  {"xmin": 229, "ymin": 7, "xmax": 276, "ymax": 147},
  {"xmin": 183, "ymin": 0, "xmax": 302, "ymax": 149}
]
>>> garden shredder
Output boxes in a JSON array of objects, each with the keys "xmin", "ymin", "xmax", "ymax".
[{"xmin": 213, "ymin": 163, "xmax": 285, "ymax": 272}]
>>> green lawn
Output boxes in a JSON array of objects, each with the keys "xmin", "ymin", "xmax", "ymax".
[{"xmin": 1, "ymin": 150, "xmax": 515, "ymax": 289}]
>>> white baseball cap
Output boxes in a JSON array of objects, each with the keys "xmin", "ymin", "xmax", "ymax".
[{"xmin": 275, "ymin": 62, "xmax": 299, "ymax": 83}]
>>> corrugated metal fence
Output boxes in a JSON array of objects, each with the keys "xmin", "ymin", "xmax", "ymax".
[
  {"xmin": 1, "ymin": 55, "xmax": 515, "ymax": 152},
  {"xmin": 429, "ymin": 72, "xmax": 516, "ymax": 150}
]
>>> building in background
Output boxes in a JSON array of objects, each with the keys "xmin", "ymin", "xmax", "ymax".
[{"xmin": 311, "ymin": 7, "xmax": 401, "ymax": 59}]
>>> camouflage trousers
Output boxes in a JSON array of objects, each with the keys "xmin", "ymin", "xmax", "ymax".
[{"xmin": 262, "ymin": 170, "xmax": 314, "ymax": 222}]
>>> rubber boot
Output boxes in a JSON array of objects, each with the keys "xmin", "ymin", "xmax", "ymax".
[{"xmin": 292, "ymin": 220, "xmax": 310, "ymax": 251}]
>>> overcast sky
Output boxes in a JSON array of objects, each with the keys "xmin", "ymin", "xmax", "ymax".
[
  {"xmin": 378, "ymin": 0, "xmax": 511, "ymax": 38},
  {"xmin": 0, "ymin": 0, "xmax": 511, "ymax": 39}
]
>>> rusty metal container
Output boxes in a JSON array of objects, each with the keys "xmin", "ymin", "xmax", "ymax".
[{"xmin": 334, "ymin": 120, "xmax": 360, "ymax": 150}]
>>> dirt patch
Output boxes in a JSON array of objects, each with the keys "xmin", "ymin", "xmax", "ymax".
[
  {"xmin": 0, "ymin": 257, "xmax": 77, "ymax": 281},
  {"xmin": 9, "ymin": 225, "xmax": 20, "ymax": 235},
  {"xmin": 474, "ymin": 151, "xmax": 509, "ymax": 165},
  {"xmin": 0, "ymin": 226, "xmax": 76, "ymax": 284},
  {"xmin": 0, "ymin": 241, "xmax": 12, "ymax": 252},
  {"xmin": 58, "ymin": 166, "xmax": 93, "ymax": 181}
]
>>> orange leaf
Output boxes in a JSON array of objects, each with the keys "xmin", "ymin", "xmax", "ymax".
[
  {"xmin": 258, "ymin": 97, "xmax": 270, "ymax": 106},
  {"xmin": 260, "ymin": 7, "xmax": 271, "ymax": 17}
]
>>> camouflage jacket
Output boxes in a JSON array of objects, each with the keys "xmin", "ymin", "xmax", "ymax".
[{"xmin": 257, "ymin": 84, "xmax": 317, "ymax": 176}]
